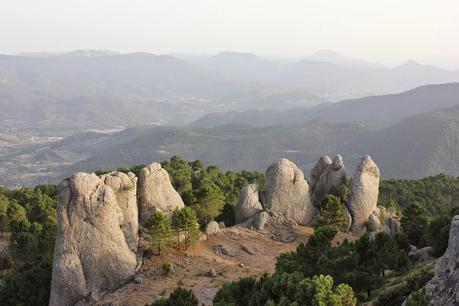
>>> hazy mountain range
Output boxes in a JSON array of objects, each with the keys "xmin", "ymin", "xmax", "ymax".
[
  {"xmin": 1, "ymin": 50, "xmax": 459, "ymax": 187},
  {"xmin": 194, "ymin": 83, "xmax": 459, "ymax": 129},
  {"xmin": 1, "ymin": 50, "xmax": 458, "ymax": 133},
  {"xmin": 1, "ymin": 83, "xmax": 458, "ymax": 187}
]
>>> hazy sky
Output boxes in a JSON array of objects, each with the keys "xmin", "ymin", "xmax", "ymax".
[{"xmin": 1, "ymin": 0, "xmax": 458, "ymax": 68}]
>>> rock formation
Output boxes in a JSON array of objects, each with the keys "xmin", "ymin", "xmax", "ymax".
[
  {"xmin": 426, "ymin": 215, "xmax": 459, "ymax": 306},
  {"xmin": 309, "ymin": 155, "xmax": 332, "ymax": 193},
  {"xmin": 368, "ymin": 206, "xmax": 401, "ymax": 235},
  {"xmin": 343, "ymin": 207, "xmax": 353, "ymax": 232},
  {"xmin": 409, "ymin": 246, "xmax": 434, "ymax": 262},
  {"xmin": 101, "ymin": 171, "xmax": 138, "ymax": 251},
  {"xmin": 348, "ymin": 155, "xmax": 380, "ymax": 234},
  {"xmin": 49, "ymin": 173, "xmax": 138, "ymax": 306},
  {"xmin": 253, "ymin": 211, "xmax": 270, "ymax": 230},
  {"xmin": 264, "ymin": 159, "xmax": 316, "ymax": 225},
  {"xmin": 235, "ymin": 184, "xmax": 263, "ymax": 224},
  {"xmin": 366, "ymin": 212, "xmax": 381, "ymax": 232},
  {"xmin": 138, "ymin": 163, "xmax": 184, "ymax": 225},
  {"xmin": 205, "ymin": 220, "xmax": 220, "ymax": 236},
  {"xmin": 312, "ymin": 155, "xmax": 346, "ymax": 203}
]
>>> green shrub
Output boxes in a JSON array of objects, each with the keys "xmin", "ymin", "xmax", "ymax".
[
  {"xmin": 162, "ymin": 262, "xmax": 173, "ymax": 276},
  {"xmin": 313, "ymin": 195, "xmax": 349, "ymax": 232},
  {"xmin": 147, "ymin": 287, "xmax": 198, "ymax": 306}
]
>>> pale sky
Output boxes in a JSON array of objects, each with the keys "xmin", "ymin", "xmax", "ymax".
[{"xmin": 1, "ymin": 0, "xmax": 458, "ymax": 68}]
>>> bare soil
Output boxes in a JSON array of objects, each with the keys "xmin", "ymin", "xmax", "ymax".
[{"xmin": 97, "ymin": 225, "xmax": 355, "ymax": 306}]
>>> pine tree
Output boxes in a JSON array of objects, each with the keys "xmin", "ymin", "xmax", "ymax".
[
  {"xmin": 171, "ymin": 207, "xmax": 200, "ymax": 250},
  {"xmin": 402, "ymin": 201, "xmax": 431, "ymax": 247},
  {"xmin": 314, "ymin": 195, "xmax": 348, "ymax": 231},
  {"xmin": 0, "ymin": 195, "xmax": 9, "ymax": 238},
  {"xmin": 145, "ymin": 212, "xmax": 173, "ymax": 255},
  {"xmin": 192, "ymin": 183, "xmax": 225, "ymax": 225}
]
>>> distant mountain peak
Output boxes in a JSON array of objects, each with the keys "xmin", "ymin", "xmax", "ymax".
[
  {"xmin": 401, "ymin": 59, "xmax": 421, "ymax": 67},
  {"xmin": 213, "ymin": 51, "xmax": 262, "ymax": 61},
  {"xmin": 18, "ymin": 49, "xmax": 119, "ymax": 58},
  {"xmin": 60, "ymin": 49, "xmax": 118, "ymax": 58},
  {"xmin": 307, "ymin": 50, "xmax": 385, "ymax": 69}
]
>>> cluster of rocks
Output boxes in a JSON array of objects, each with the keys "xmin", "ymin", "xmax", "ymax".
[
  {"xmin": 50, "ymin": 163, "xmax": 185, "ymax": 306},
  {"xmin": 235, "ymin": 155, "xmax": 400, "ymax": 237},
  {"xmin": 50, "ymin": 154, "xmax": 402, "ymax": 306}
]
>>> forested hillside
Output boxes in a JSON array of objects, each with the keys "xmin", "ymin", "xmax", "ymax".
[{"xmin": 1, "ymin": 156, "xmax": 458, "ymax": 305}]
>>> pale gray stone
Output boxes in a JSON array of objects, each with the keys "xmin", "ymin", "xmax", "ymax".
[
  {"xmin": 253, "ymin": 211, "xmax": 270, "ymax": 230},
  {"xmin": 205, "ymin": 221, "xmax": 220, "ymax": 236},
  {"xmin": 214, "ymin": 244, "xmax": 237, "ymax": 257},
  {"xmin": 235, "ymin": 184, "xmax": 263, "ymax": 224},
  {"xmin": 138, "ymin": 163, "xmax": 184, "ymax": 225},
  {"xmin": 349, "ymin": 155, "xmax": 380, "ymax": 235},
  {"xmin": 264, "ymin": 159, "xmax": 316, "ymax": 225},
  {"xmin": 309, "ymin": 155, "xmax": 332, "ymax": 193},
  {"xmin": 367, "ymin": 212, "xmax": 381, "ymax": 232},
  {"xmin": 49, "ymin": 173, "xmax": 138, "ymax": 306},
  {"xmin": 101, "ymin": 171, "xmax": 138, "ymax": 251},
  {"xmin": 312, "ymin": 155, "xmax": 346, "ymax": 203},
  {"xmin": 241, "ymin": 244, "xmax": 257, "ymax": 255}
]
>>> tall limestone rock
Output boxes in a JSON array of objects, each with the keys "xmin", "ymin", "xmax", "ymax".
[
  {"xmin": 309, "ymin": 155, "xmax": 332, "ymax": 193},
  {"xmin": 101, "ymin": 171, "xmax": 139, "ymax": 251},
  {"xmin": 426, "ymin": 215, "xmax": 459, "ymax": 306},
  {"xmin": 235, "ymin": 184, "xmax": 263, "ymax": 224},
  {"xmin": 348, "ymin": 155, "xmax": 380, "ymax": 234},
  {"xmin": 312, "ymin": 155, "xmax": 346, "ymax": 203},
  {"xmin": 264, "ymin": 158, "xmax": 316, "ymax": 225},
  {"xmin": 49, "ymin": 172, "xmax": 138, "ymax": 306},
  {"xmin": 138, "ymin": 162, "xmax": 185, "ymax": 225}
]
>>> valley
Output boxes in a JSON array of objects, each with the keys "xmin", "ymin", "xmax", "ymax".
[{"xmin": 2, "ymin": 2, "xmax": 459, "ymax": 305}]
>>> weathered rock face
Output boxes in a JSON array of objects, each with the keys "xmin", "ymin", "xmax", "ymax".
[
  {"xmin": 264, "ymin": 159, "xmax": 316, "ymax": 225},
  {"xmin": 101, "ymin": 171, "xmax": 138, "ymax": 251},
  {"xmin": 138, "ymin": 163, "xmax": 185, "ymax": 225},
  {"xmin": 374, "ymin": 206, "xmax": 401, "ymax": 235},
  {"xmin": 348, "ymin": 155, "xmax": 380, "ymax": 235},
  {"xmin": 254, "ymin": 211, "xmax": 271, "ymax": 230},
  {"xmin": 366, "ymin": 212, "xmax": 381, "ymax": 232},
  {"xmin": 426, "ymin": 215, "xmax": 459, "ymax": 306},
  {"xmin": 309, "ymin": 155, "xmax": 332, "ymax": 193},
  {"xmin": 343, "ymin": 206, "xmax": 353, "ymax": 233},
  {"xmin": 235, "ymin": 184, "xmax": 263, "ymax": 224},
  {"xmin": 409, "ymin": 246, "xmax": 434, "ymax": 262},
  {"xmin": 312, "ymin": 155, "xmax": 346, "ymax": 203},
  {"xmin": 49, "ymin": 173, "xmax": 138, "ymax": 306}
]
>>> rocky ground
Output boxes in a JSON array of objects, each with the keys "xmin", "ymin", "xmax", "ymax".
[{"xmin": 96, "ymin": 225, "xmax": 354, "ymax": 306}]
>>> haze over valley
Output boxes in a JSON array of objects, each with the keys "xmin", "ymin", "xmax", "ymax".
[{"xmin": 1, "ymin": 49, "xmax": 459, "ymax": 186}]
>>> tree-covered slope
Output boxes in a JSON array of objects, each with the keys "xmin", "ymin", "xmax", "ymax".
[{"xmin": 345, "ymin": 104, "xmax": 459, "ymax": 178}]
